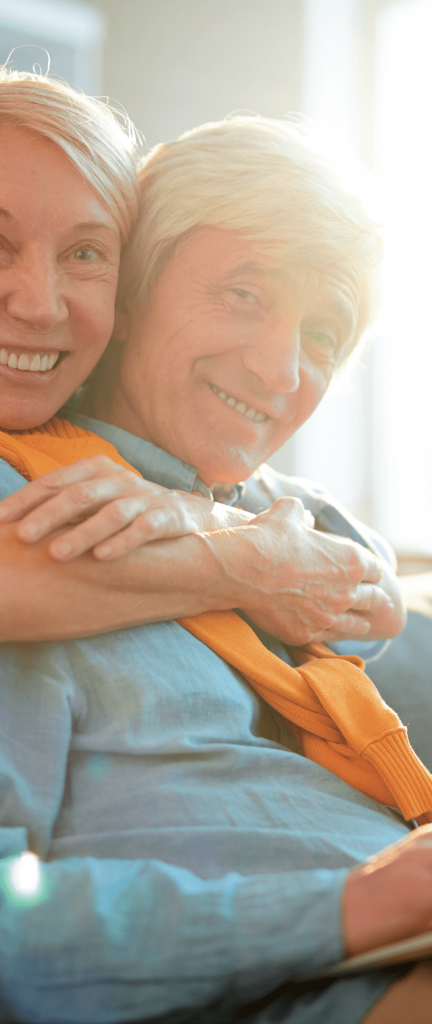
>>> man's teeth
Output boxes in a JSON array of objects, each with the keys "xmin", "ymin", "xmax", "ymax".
[
  {"xmin": 209, "ymin": 383, "xmax": 267, "ymax": 422},
  {"xmin": 0, "ymin": 349, "xmax": 60, "ymax": 372}
]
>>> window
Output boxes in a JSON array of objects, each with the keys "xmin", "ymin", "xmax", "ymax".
[{"xmin": 0, "ymin": 0, "xmax": 105, "ymax": 93}]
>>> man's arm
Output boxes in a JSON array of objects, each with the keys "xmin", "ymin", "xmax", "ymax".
[
  {"xmin": 0, "ymin": 837, "xmax": 347, "ymax": 1022},
  {"xmin": 4, "ymin": 825, "xmax": 432, "ymax": 1022}
]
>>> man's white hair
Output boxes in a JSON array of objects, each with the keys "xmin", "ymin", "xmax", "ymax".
[
  {"xmin": 0, "ymin": 66, "xmax": 139, "ymax": 244},
  {"xmin": 120, "ymin": 115, "xmax": 382, "ymax": 353}
]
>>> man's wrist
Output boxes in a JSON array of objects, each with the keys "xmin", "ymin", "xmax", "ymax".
[{"xmin": 195, "ymin": 523, "xmax": 267, "ymax": 611}]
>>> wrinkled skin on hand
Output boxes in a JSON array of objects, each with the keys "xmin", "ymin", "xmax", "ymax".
[
  {"xmin": 0, "ymin": 460, "xmax": 405, "ymax": 646},
  {"xmin": 200, "ymin": 496, "xmax": 404, "ymax": 646},
  {"xmin": 0, "ymin": 455, "xmax": 236, "ymax": 560}
]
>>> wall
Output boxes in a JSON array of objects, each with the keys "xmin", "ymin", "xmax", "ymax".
[{"xmin": 91, "ymin": 0, "xmax": 303, "ymax": 147}]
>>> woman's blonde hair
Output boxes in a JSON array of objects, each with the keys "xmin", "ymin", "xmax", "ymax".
[
  {"xmin": 0, "ymin": 66, "xmax": 139, "ymax": 243},
  {"xmin": 120, "ymin": 115, "xmax": 382, "ymax": 352}
]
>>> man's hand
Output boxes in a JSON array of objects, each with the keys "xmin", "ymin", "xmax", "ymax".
[
  {"xmin": 0, "ymin": 455, "xmax": 249, "ymax": 560},
  {"xmin": 200, "ymin": 496, "xmax": 404, "ymax": 645},
  {"xmin": 343, "ymin": 825, "xmax": 432, "ymax": 957}
]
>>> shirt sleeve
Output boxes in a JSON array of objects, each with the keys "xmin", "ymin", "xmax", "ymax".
[
  {"xmin": 0, "ymin": 458, "xmax": 27, "ymax": 500},
  {"xmin": 0, "ymin": 849, "xmax": 348, "ymax": 1023}
]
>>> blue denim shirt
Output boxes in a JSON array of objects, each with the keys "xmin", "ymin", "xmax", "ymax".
[{"xmin": 0, "ymin": 417, "xmax": 407, "ymax": 1024}]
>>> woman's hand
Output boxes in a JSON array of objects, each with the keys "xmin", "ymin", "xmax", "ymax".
[
  {"xmin": 0, "ymin": 462, "xmax": 404, "ymax": 645},
  {"xmin": 0, "ymin": 455, "xmax": 246, "ymax": 561}
]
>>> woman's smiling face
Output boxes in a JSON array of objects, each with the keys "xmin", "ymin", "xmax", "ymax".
[
  {"xmin": 106, "ymin": 227, "xmax": 361, "ymax": 485},
  {"xmin": 0, "ymin": 124, "xmax": 122, "ymax": 430}
]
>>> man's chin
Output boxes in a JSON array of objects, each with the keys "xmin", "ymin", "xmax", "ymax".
[{"xmin": 196, "ymin": 447, "xmax": 266, "ymax": 488}]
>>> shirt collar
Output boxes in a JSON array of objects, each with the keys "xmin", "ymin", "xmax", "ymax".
[{"xmin": 62, "ymin": 406, "xmax": 213, "ymax": 498}]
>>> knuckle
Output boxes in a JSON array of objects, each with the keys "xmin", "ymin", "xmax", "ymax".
[
  {"xmin": 296, "ymin": 625, "xmax": 316, "ymax": 645},
  {"xmin": 111, "ymin": 500, "xmax": 134, "ymax": 525},
  {"xmin": 124, "ymin": 470, "xmax": 144, "ymax": 488},
  {"xmin": 271, "ymin": 496, "xmax": 302, "ymax": 518},
  {"xmin": 93, "ymin": 454, "xmax": 118, "ymax": 471},
  {"xmin": 73, "ymin": 482, "xmax": 96, "ymax": 506}
]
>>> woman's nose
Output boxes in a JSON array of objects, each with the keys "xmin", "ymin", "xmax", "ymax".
[{"xmin": 5, "ymin": 257, "xmax": 67, "ymax": 330}]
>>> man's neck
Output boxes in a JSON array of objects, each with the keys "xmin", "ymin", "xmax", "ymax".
[{"xmin": 82, "ymin": 344, "xmax": 153, "ymax": 445}]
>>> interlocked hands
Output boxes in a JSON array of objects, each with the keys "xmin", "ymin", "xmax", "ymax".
[{"xmin": 0, "ymin": 455, "xmax": 403, "ymax": 645}]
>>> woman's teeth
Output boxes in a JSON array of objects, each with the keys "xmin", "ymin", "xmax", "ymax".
[
  {"xmin": 209, "ymin": 383, "xmax": 267, "ymax": 422},
  {"xmin": 0, "ymin": 349, "xmax": 60, "ymax": 372}
]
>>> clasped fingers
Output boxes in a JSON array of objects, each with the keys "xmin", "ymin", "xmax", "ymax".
[{"xmin": 349, "ymin": 582, "xmax": 394, "ymax": 614}]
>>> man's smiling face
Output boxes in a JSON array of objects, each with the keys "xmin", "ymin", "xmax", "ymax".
[{"xmin": 109, "ymin": 227, "xmax": 361, "ymax": 485}]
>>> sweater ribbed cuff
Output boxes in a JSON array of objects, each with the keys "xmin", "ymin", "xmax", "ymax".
[{"xmin": 364, "ymin": 729, "xmax": 432, "ymax": 820}]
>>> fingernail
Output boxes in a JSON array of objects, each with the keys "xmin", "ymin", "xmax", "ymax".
[
  {"xmin": 0, "ymin": 506, "xmax": 11, "ymax": 521},
  {"xmin": 51, "ymin": 541, "xmax": 72, "ymax": 559}
]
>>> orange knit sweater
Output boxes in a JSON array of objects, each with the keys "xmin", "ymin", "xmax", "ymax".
[{"xmin": 2, "ymin": 416, "xmax": 431, "ymax": 824}]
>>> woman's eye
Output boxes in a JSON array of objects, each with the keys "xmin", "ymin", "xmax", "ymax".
[
  {"xmin": 231, "ymin": 288, "xmax": 257, "ymax": 303},
  {"xmin": 72, "ymin": 248, "xmax": 101, "ymax": 262}
]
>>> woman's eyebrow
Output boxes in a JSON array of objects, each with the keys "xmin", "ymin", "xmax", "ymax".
[{"xmin": 72, "ymin": 220, "xmax": 115, "ymax": 234}]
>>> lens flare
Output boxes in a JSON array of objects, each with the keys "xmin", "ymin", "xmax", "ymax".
[{"xmin": 9, "ymin": 852, "xmax": 41, "ymax": 897}]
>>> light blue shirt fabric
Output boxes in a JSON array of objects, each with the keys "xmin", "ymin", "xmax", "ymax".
[{"xmin": 0, "ymin": 420, "xmax": 408, "ymax": 1024}]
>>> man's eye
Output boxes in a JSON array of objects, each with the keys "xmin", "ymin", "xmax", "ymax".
[
  {"xmin": 231, "ymin": 288, "xmax": 257, "ymax": 303},
  {"xmin": 72, "ymin": 248, "xmax": 101, "ymax": 262},
  {"xmin": 304, "ymin": 330, "xmax": 337, "ymax": 354}
]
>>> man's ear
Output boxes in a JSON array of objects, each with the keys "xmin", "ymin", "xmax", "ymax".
[{"xmin": 113, "ymin": 307, "xmax": 129, "ymax": 344}]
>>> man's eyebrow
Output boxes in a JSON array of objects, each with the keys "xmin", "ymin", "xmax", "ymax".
[{"xmin": 224, "ymin": 261, "xmax": 284, "ymax": 281}]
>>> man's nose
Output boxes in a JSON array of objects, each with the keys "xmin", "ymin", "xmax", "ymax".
[
  {"xmin": 242, "ymin": 321, "xmax": 301, "ymax": 394},
  {"xmin": 5, "ymin": 257, "xmax": 68, "ymax": 330}
]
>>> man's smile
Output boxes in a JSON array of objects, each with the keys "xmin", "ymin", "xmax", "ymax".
[{"xmin": 208, "ymin": 381, "xmax": 268, "ymax": 423}]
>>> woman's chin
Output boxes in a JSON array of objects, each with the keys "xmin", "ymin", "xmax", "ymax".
[{"xmin": 0, "ymin": 403, "xmax": 58, "ymax": 432}]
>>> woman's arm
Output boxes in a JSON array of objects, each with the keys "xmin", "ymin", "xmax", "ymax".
[{"xmin": 0, "ymin": 477, "xmax": 404, "ymax": 643}]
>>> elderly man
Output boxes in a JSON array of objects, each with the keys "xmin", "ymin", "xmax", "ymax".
[{"xmin": 0, "ymin": 117, "xmax": 430, "ymax": 1024}]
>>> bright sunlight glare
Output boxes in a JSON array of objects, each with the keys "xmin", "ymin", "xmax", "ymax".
[
  {"xmin": 374, "ymin": 0, "xmax": 432, "ymax": 552},
  {"xmin": 9, "ymin": 852, "xmax": 41, "ymax": 897}
]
